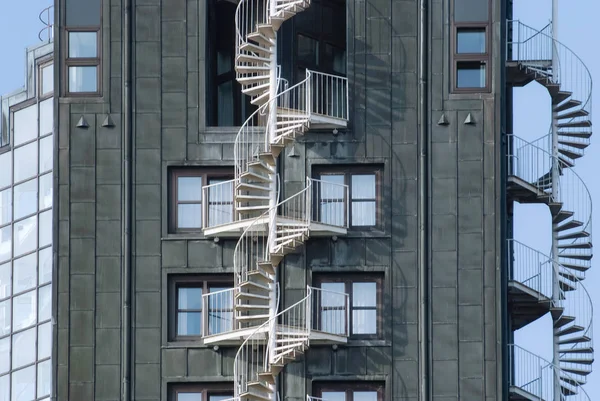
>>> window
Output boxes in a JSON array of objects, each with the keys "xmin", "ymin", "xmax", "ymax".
[
  {"xmin": 170, "ymin": 384, "xmax": 233, "ymax": 401},
  {"xmin": 314, "ymin": 382, "xmax": 385, "ymax": 401},
  {"xmin": 169, "ymin": 168, "xmax": 234, "ymax": 233},
  {"xmin": 451, "ymin": 0, "xmax": 490, "ymax": 92},
  {"xmin": 314, "ymin": 274, "xmax": 383, "ymax": 339},
  {"xmin": 169, "ymin": 276, "xmax": 234, "ymax": 340},
  {"xmin": 206, "ymin": 0, "xmax": 256, "ymax": 126},
  {"xmin": 313, "ymin": 166, "xmax": 381, "ymax": 229},
  {"xmin": 64, "ymin": 0, "xmax": 101, "ymax": 95}
]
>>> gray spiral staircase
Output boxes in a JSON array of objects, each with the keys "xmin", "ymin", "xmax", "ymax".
[
  {"xmin": 198, "ymin": 0, "xmax": 350, "ymax": 400},
  {"xmin": 506, "ymin": 20, "xmax": 593, "ymax": 401}
]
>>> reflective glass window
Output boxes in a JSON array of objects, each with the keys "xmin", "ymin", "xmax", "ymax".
[
  {"xmin": 41, "ymin": 64, "xmax": 54, "ymax": 96},
  {"xmin": 38, "ymin": 322, "xmax": 51, "ymax": 360},
  {"xmin": 39, "ymin": 99, "xmax": 53, "ymax": 137},
  {"xmin": 0, "ymin": 337, "xmax": 8, "ymax": 374},
  {"xmin": 0, "ymin": 374, "xmax": 8, "ymax": 401},
  {"xmin": 352, "ymin": 282, "xmax": 377, "ymax": 334},
  {"xmin": 319, "ymin": 282, "xmax": 346, "ymax": 334},
  {"xmin": 69, "ymin": 32, "xmax": 97, "ymax": 58},
  {"xmin": 37, "ymin": 360, "xmax": 52, "ymax": 398},
  {"xmin": 13, "ymin": 290, "xmax": 37, "ymax": 331},
  {"xmin": 457, "ymin": 28, "xmax": 486, "ymax": 53},
  {"xmin": 14, "ymin": 179, "xmax": 38, "ymax": 220},
  {"xmin": 13, "ymin": 142, "xmax": 38, "ymax": 183},
  {"xmin": 39, "ymin": 210, "xmax": 52, "ymax": 248},
  {"xmin": 12, "ymin": 327, "xmax": 36, "ymax": 369},
  {"xmin": 317, "ymin": 174, "xmax": 345, "ymax": 226},
  {"xmin": 457, "ymin": 61, "xmax": 487, "ymax": 88},
  {"xmin": 66, "ymin": 0, "xmax": 101, "ymax": 26},
  {"xmin": 207, "ymin": 179, "xmax": 234, "ymax": 227},
  {"xmin": 38, "ymin": 247, "xmax": 52, "ymax": 285},
  {"xmin": 0, "ymin": 300, "xmax": 9, "ymax": 336},
  {"xmin": 13, "ymin": 253, "xmax": 37, "ymax": 294},
  {"xmin": 14, "ymin": 216, "xmax": 37, "ymax": 258},
  {"xmin": 177, "ymin": 287, "xmax": 202, "ymax": 336},
  {"xmin": 0, "ymin": 263, "xmax": 10, "ymax": 299},
  {"xmin": 13, "ymin": 105, "xmax": 38, "ymax": 147},
  {"xmin": 0, "ymin": 227, "xmax": 11, "ymax": 264},
  {"xmin": 69, "ymin": 66, "xmax": 98, "ymax": 93},
  {"xmin": 454, "ymin": 0, "xmax": 489, "ymax": 22},
  {"xmin": 207, "ymin": 286, "xmax": 233, "ymax": 335},
  {"xmin": 321, "ymin": 393, "xmax": 345, "ymax": 401},
  {"xmin": 0, "ymin": 189, "xmax": 11, "ymax": 226},
  {"xmin": 39, "ymin": 173, "xmax": 53, "ymax": 210},
  {"xmin": 0, "ymin": 153, "xmax": 11, "ymax": 189},
  {"xmin": 11, "ymin": 365, "xmax": 35, "ymax": 401},
  {"xmin": 38, "ymin": 284, "xmax": 52, "ymax": 322}
]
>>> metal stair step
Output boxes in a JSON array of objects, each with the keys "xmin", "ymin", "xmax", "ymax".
[
  {"xmin": 235, "ymin": 303, "xmax": 270, "ymax": 310},
  {"xmin": 547, "ymin": 202, "xmax": 563, "ymax": 216},
  {"xmin": 248, "ymin": 381, "xmax": 271, "ymax": 394},
  {"xmin": 557, "ymin": 130, "xmax": 592, "ymax": 139},
  {"xmin": 240, "ymin": 280, "xmax": 271, "ymax": 293},
  {"xmin": 556, "ymin": 324, "xmax": 584, "ymax": 336},
  {"xmin": 557, "ymin": 241, "xmax": 592, "ymax": 249},
  {"xmin": 561, "ymin": 357, "xmax": 594, "ymax": 365},
  {"xmin": 559, "ymin": 270, "xmax": 584, "ymax": 282},
  {"xmin": 559, "ymin": 253, "xmax": 592, "ymax": 261},
  {"xmin": 247, "ymin": 31, "xmax": 275, "ymax": 47},
  {"xmin": 560, "ymin": 375, "xmax": 586, "ymax": 386},
  {"xmin": 558, "ymin": 139, "xmax": 590, "ymax": 150},
  {"xmin": 552, "ymin": 91, "xmax": 573, "ymax": 104},
  {"xmin": 559, "ymin": 335, "xmax": 591, "ymax": 345},
  {"xmin": 237, "ymin": 205, "xmax": 270, "ymax": 212},
  {"xmin": 248, "ymin": 270, "xmax": 273, "ymax": 284},
  {"xmin": 257, "ymin": 372, "xmax": 276, "ymax": 384},
  {"xmin": 558, "ymin": 230, "xmax": 590, "ymax": 240},
  {"xmin": 558, "ymin": 279, "xmax": 576, "ymax": 292},
  {"xmin": 237, "ymin": 74, "xmax": 271, "ymax": 85},
  {"xmin": 258, "ymin": 152, "xmax": 276, "ymax": 166},
  {"xmin": 562, "ymin": 366, "xmax": 592, "ymax": 376},
  {"xmin": 559, "ymin": 262, "xmax": 590, "ymax": 273},
  {"xmin": 558, "ymin": 156, "xmax": 575, "ymax": 168},
  {"xmin": 241, "ymin": 389, "xmax": 271, "ymax": 401},
  {"xmin": 553, "ymin": 210, "xmax": 573, "ymax": 224},
  {"xmin": 554, "ymin": 315, "xmax": 576, "ymax": 329},
  {"xmin": 242, "ymin": 82, "xmax": 271, "ymax": 97},
  {"xmin": 554, "ymin": 99, "xmax": 582, "ymax": 113},
  {"xmin": 557, "ymin": 120, "xmax": 593, "ymax": 128},
  {"xmin": 560, "ymin": 347, "xmax": 594, "ymax": 354},
  {"xmin": 257, "ymin": 261, "xmax": 276, "ymax": 275},
  {"xmin": 240, "ymin": 170, "xmax": 273, "ymax": 183},
  {"xmin": 236, "ymin": 65, "xmax": 271, "ymax": 73},
  {"xmin": 236, "ymin": 291, "xmax": 271, "ymax": 301},
  {"xmin": 270, "ymin": 363, "xmax": 284, "ymax": 376},
  {"xmin": 248, "ymin": 160, "xmax": 275, "ymax": 174},
  {"xmin": 273, "ymin": 342, "xmax": 306, "ymax": 352},
  {"xmin": 237, "ymin": 182, "xmax": 270, "ymax": 192},
  {"xmin": 561, "ymin": 385, "xmax": 577, "ymax": 396},
  {"xmin": 237, "ymin": 53, "xmax": 271, "ymax": 64},
  {"xmin": 240, "ymin": 42, "xmax": 272, "ymax": 57},
  {"xmin": 269, "ymin": 143, "xmax": 285, "ymax": 158},
  {"xmin": 558, "ymin": 147, "xmax": 583, "ymax": 160},
  {"xmin": 251, "ymin": 90, "xmax": 271, "ymax": 106},
  {"xmin": 236, "ymin": 194, "xmax": 271, "ymax": 201},
  {"xmin": 236, "ymin": 314, "xmax": 271, "ymax": 321},
  {"xmin": 555, "ymin": 220, "xmax": 583, "ymax": 232},
  {"xmin": 275, "ymin": 123, "xmax": 305, "ymax": 133},
  {"xmin": 557, "ymin": 109, "xmax": 590, "ymax": 120},
  {"xmin": 257, "ymin": 23, "xmax": 275, "ymax": 38}
]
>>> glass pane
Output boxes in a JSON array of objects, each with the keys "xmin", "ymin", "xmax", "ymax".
[
  {"xmin": 217, "ymin": 81, "xmax": 234, "ymax": 126},
  {"xmin": 321, "ymin": 282, "xmax": 345, "ymax": 306},
  {"xmin": 0, "ymin": 188, "xmax": 10, "ymax": 226},
  {"xmin": 208, "ymin": 287, "xmax": 233, "ymax": 334},
  {"xmin": 0, "ymin": 227, "xmax": 11, "ymax": 264},
  {"xmin": 210, "ymin": 396, "xmax": 234, "ymax": 401},
  {"xmin": 0, "ymin": 300, "xmax": 9, "ymax": 336},
  {"xmin": 352, "ymin": 174, "xmax": 376, "ymax": 199},
  {"xmin": 0, "ymin": 262, "xmax": 10, "ymax": 299},
  {"xmin": 177, "ymin": 311, "xmax": 201, "ymax": 336},
  {"xmin": 0, "ymin": 153, "xmax": 11, "ymax": 189},
  {"xmin": 69, "ymin": 32, "xmax": 97, "ymax": 57},
  {"xmin": 319, "ymin": 174, "xmax": 345, "ymax": 198},
  {"xmin": 351, "ymin": 201, "xmax": 376, "ymax": 226},
  {"xmin": 354, "ymin": 392, "xmax": 378, "ymax": 401},
  {"xmin": 39, "ymin": 99, "xmax": 53, "ymax": 137},
  {"xmin": 217, "ymin": 47, "xmax": 232, "ymax": 75},
  {"xmin": 38, "ymin": 248, "xmax": 52, "ymax": 285},
  {"xmin": 178, "ymin": 287, "xmax": 202, "ymax": 309},
  {"xmin": 353, "ymin": 282, "xmax": 377, "ymax": 306},
  {"xmin": 38, "ymin": 322, "xmax": 52, "ymax": 359},
  {"xmin": 13, "ymin": 290, "xmax": 37, "ymax": 331},
  {"xmin": 14, "ymin": 216, "xmax": 38, "ymax": 257},
  {"xmin": 14, "ymin": 142, "xmax": 38, "ymax": 183},
  {"xmin": 324, "ymin": 43, "xmax": 346, "ymax": 75},
  {"xmin": 66, "ymin": 0, "xmax": 101, "ymax": 25},
  {"xmin": 39, "ymin": 284, "xmax": 52, "ymax": 322},
  {"xmin": 457, "ymin": 62, "xmax": 486, "ymax": 88},
  {"xmin": 68, "ymin": 66, "xmax": 97, "ymax": 93},
  {"xmin": 41, "ymin": 64, "xmax": 54, "ymax": 95},
  {"xmin": 352, "ymin": 309, "xmax": 377, "ymax": 334},
  {"xmin": 13, "ymin": 253, "xmax": 37, "ymax": 294},
  {"xmin": 177, "ymin": 393, "xmax": 202, "ymax": 401},
  {"xmin": 38, "ymin": 247, "xmax": 52, "ymax": 285},
  {"xmin": 457, "ymin": 29, "xmax": 486, "ymax": 53},
  {"xmin": 454, "ymin": 0, "xmax": 489, "ymax": 22},
  {"xmin": 37, "ymin": 360, "xmax": 52, "ymax": 397},
  {"xmin": 0, "ymin": 374, "xmax": 8, "ymax": 401},
  {"xmin": 12, "ymin": 327, "xmax": 36, "ymax": 368},
  {"xmin": 177, "ymin": 204, "xmax": 202, "ymax": 229},
  {"xmin": 11, "ymin": 365, "xmax": 35, "ymax": 401},
  {"xmin": 208, "ymin": 179, "xmax": 233, "ymax": 202},
  {"xmin": 39, "ymin": 210, "xmax": 52, "ymax": 247},
  {"xmin": 13, "ymin": 105, "xmax": 38, "ymax": 147},
  {"xmin": 320, "ymin": 202, "xmax": 344, "ymax": 226},
  {"xmin": 321, "ymin": 392, "xmax": 346, "ymax": 401},
  {"xmin": 39, "ymin": 173, "xmax": 53, "ymax": 210},
  {"xmin": 208, "ymin": 204, "xmax": 233, "ymax": 227},
  {"xmin": 14, "ymin": 178, "xmax": 38, "ymax": 220},
  {"xmin": 0, "ymin": 337, "xmax": 8, "ymax": 374},
  {"xmin": 39, "ymin": 134, "xmax": 53, "ymax": 173},
  {"xmin": 321, "ymin": 310, "xmax": 346, "ymax": 335},
  {"xmin": 177, "ymin": 177, "xmax": 202, "ymax": 201},
  {"xmin": 297, "ymin": 34, "xmax": 319, "ymax": 65}
]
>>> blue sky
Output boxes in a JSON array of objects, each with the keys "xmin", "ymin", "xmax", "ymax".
[{"xmin": 0, "ymin": 0, "xmax": 598, "ymax": 397}]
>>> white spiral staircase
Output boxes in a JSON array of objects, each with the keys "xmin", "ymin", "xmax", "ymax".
[
  {"xmin": 507, "ymin": 20, "xmax": 593, "ymax": 400},
  {"xmin": 200, "ymin": 0, "xmax": 350, "ymax": 400}
]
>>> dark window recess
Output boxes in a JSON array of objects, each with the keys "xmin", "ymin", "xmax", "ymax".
[
  {"xmin": 170, "ymin": 384, "xmax": 233, "ymax": 401},
  {"xmin": 454, "ymin": 0, "xmax": 489, "ymax": 22},
  {"xmin": 169, "ymin": 167, "xmax": 234, "ymax": 233},
  {"xmin": 169, "ymin": 276, "xmax": 234, "ymax": 340},
  {"xmin": 207, "ymin": 0, "xmax": 256, "ymax": 126},
  {"xmin": 313, "ymin": 166, "xmax": 381, "ymax": 229},
  {"xmin": 314, "ymin": 274, "xmax": 383, "ymax": 339},
  {"xmin": 457, "ymin": 61, "xmax": 486, "ymax": 88},
  {"xmin": 64, "ymin": 0, "xmax": 101, "ymax": 95},
  {"xmin": 314, "ymin": 382, "xmax": 385, "ymax": 401}
]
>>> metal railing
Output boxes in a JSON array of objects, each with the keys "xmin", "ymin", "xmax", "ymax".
[
  {"xmin": 38, "ymin": 5, "xmax": 54, "ymax": 42},
  {"xmin": 508, "ymin": 240, "xmax": 553, "ymax": 302},
  {"xmin": 309, "ymin": 287, "xmax": 349, "ymax": 336},
  {"xmin": 201, "ymin": 288, "xmax": 235, "ymax": 337},
  {"xmin": 507, "ymin": 20, "xmax": 593, "ymax": 147},
  {"xmin": 306, "ymin": 70, "xmax": 349, "ymax": 121},
  {"xmin": 311, "ymin": 177, "xmax": 350, "ymax": 227},
  {"xmin": 509, "ymin": 344, "xmax": 591, "ymax": 401},
  {"xmin": 201, "ymin": 179, "xmax": 236, "ymax": 229}
]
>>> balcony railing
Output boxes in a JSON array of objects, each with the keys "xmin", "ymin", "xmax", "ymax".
[
  {"xmin": 201, "ymin": 288, "xmax": 235, "ymax": 337},
  {"xmin": 306, "ymin": 70, "xmax": 349, "ymax": 121}
]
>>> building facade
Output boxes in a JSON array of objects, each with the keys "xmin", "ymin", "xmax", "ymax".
[
  {"xmin": 0, "ymin": 41, "xmax": 54, "ymax": 401},
  {"xmin": 50, "ymin": 0, "xmax": 593, "ymax": 401}
]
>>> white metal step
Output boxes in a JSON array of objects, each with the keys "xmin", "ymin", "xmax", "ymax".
[
  {"xmin": 237, "ymin": 182, "xmax": 270, "ymax": 192},
  {"xmin": 247, "ymin": 32, "xmax": 275, "ymax": 47},
  {"xmin": 243, "ymin": 83, "xmax": 271, "ymax": 97},
  {"xmin": 240, "ymin": 171, "xmax": 272, "ymax": 183},
  {"xmin": 237, "ymin": 54, "xmax": 271, "ymax": 64},
  {"xmin": 240, "ymin": 42, "xmax": 272, "ymax": 57}
]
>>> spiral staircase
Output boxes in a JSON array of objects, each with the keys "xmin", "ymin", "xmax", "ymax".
[
  {"xmin": 199, "ymin": 0, "xmax": 350, "ymax": 400},
  {"xmin": 506, "ymin": 20, "xmax": 593, "ymax": 400}
]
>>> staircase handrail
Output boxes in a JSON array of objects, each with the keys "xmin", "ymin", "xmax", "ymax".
[
  {"xmin": 201, "ymin": 178, "xmax": 237, "ymax": 229},
  {"xmin": 507, "ymin": 20, "xmax": 593, "ymax": 123},
  {"xmin": 38, "ymin": 5, "xmax": 54, "ymax": 42},
  {"xmin": 305, "ymin": 69, "xmax": 349, "ymax": 121},
  {"xmin": 509, "ymin": 344, "xmax": 592, "ymax": 401}
]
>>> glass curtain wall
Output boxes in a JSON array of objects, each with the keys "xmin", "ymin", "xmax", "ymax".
[{"xmin": 0, "ymin": 62, "xmax": 54, "ymax": 401}]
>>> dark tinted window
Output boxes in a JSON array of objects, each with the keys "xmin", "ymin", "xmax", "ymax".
[
  {"xmin": 454, "ymin": 0, "xmax": 488, "ymax": 22},
  {"xmin": 66, "ymin": 0, "xmax": 101, "ymax": 26}
]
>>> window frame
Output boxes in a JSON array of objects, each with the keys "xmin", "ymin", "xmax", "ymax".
[
  {"xmin": 168, "ymin": 275, "xmax": 234, "ymax": 341},
  {"xmin": 170, "ymin": 383, "xmax": 234, "ymax": 401},
  {"xmin": 312, "ymin": 165, "xmax": 382, "ymax": 230},
  {"xmin": 168, "ymin": 167, "xmax": 235, "ymax": 234},
  {"xmin": 450, "ymin": 0, "xmax": 491, "ymax": 93},
  {"xmin": 313, "ymin": 381, "xmax": 385, "ymax": 401},
  {"xmin": 313, "ymin": 274, "xmax": 384, "ymax": 340}
]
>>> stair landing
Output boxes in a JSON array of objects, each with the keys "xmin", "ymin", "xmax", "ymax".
[
  {"xmin": 203, "ymin": 325, "xmax": 348, "ymax": 346},
  {"xmin": 204, "ymin": 215, "xmax": 347, "ymax": 238}
]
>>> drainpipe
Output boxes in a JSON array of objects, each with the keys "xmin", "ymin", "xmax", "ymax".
[
  {"xmin": 122, "ymin": 0, "xmax": 133, "ymax": 399},
  {"xmin": 417, "ymin": 0, "xmax": 430, "ymax": 400}
]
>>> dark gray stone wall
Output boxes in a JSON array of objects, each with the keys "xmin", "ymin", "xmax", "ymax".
[{"xmin": 55, "ymin": 0, "xmax": 503, "ymax": 400}]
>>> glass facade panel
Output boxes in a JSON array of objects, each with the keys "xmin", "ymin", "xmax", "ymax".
[
  {"xmin": 13, "ymin": 105, "xmax": 38, "ymax": 147},
  {"xmin": 12, "ymin": 327, "xmax": 36, "ymax": 369},
  {"xmin": 321, "ymin": 392, "xmax": 346, "ymax": 401},
  {"xmin": 177, "ymin": 287, "xmax": 202, "ymax": 336},
  {"xmin": 0, "ymin": 263, "xmax": 10, "ymax": 299},
  {"xmin": 37, "ymin": 359, "xmax": 51, "ymax": 397},
  {"xmin": 13, "ymin": 179, "xmax": 37, "ymax": 221},
  {"xmin": 69, "ymin": 32, "xmax": 97, "ymax": 58},
  {"xmin": 13, "ymin": 253, "xmax": 37, "ymax": 294},
  {"xmin": 38, "ymin": 285, "xmax": 51, "ymax": 322},
  {"xmin": 38, "ymin": 248, "xmax": 52, "ymax": 285},
  {"xmin": 13, "ymin": 143, "xmax": 38, "ymax": 183},
  {"xmin": 354, "ymin": 392, "xmax": 378, "ymax": 401},
  {"xmin": 454, "ymin": 0, "xmax": 488, "ymax": 22},
  {"xmin": 178, "ymin": 394, "xmax": 202, "ymax": 401},
  {"xmin": 37, "ymin": 323, "xmax": 51, "ymax": 360},
  {"xmin": 457, "ymin": 29, "xmax": 486, "ymax": 53},
  {"xmin": 39, "ymin": 136, "xmax": 53, "ymax": 174},
  {"xmin": 0, "ymin": 227, "xmax": 11, "ymax": 264},
  {"xmin": 68, "ymin": 66, "xmax": 98, "ymax": 92},
  {"xmin": 66, "ymin": 0, "xmax": 101, "ymax": 25},
  {"xmin": 0, "ymin": 300, "xmax": 10, "ymax": 336},
  {"xmin": 39, "ymin": 211, "xmax": 52, "ymax": 248},
  {"xmin": 39, "ymin": 174, "xmax": 53, "ymax": 210},
  {"xmin": 39, "ymin": 99, "xmax": 53, "ymax": 137},
  {"xmin": 0, "ymin": 374, "xmax": 8, "ymax": 401},
  {"xmin": 0, "ymin": 153, "xmax": 11, "ymax": 189},
  {"xmin": 14, "ymin": 216, "xmax": 38, "ymax": 257},
  {"xmin": 13, "ymin": 291, "xmax": 36, "ymax": 332},
  {"xmin": 457, "ymin": 62, "xmax": 486, "ymax": 88},
  {"xmin": 0, "ymin": 189, "xmax": 10, "ymax": 226},
  {"xmin": 11, "ymin": 365, "xmax": 35, "ymax": 401},
  {"xmin": 178, "ymin": 177, "xmax": 202, "ymax": 201},
  {"xmin": 41, "ymin": 64, "xmax": 54, "ymax": 95},
  {"xmin": 0, "ymin": 337, "xmax": 8, "ymax": 374}
]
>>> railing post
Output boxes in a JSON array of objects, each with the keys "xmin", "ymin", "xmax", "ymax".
[{"xmin": 306, "ymin": 70, "xmax": 312, "ymax": 117}]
